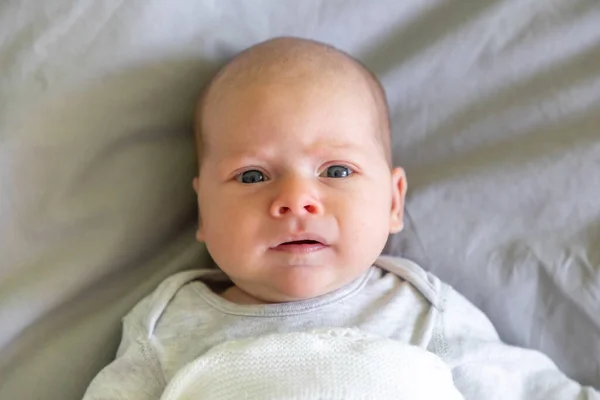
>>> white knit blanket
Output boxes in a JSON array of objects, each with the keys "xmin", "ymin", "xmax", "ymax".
[{"xmin": 160, "ymin": 328, "xmax": 464, "ymax": 400}]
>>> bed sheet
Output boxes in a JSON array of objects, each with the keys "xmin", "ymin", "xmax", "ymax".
[{"xmin": 0, "ymin": 0, "xmax": 598, "ymax": 399}]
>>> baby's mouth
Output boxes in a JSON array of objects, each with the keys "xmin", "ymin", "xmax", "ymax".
[
  {"xmin": 284, "ymin": 240, "xmax": 321, "ymax": 245},
  {"xmin": 272, "ymin": 239, "xmax": 328, "ymax": 254}
]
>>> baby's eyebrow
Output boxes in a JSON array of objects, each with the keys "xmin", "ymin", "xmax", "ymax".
[
  {"xmin": 219, "ymin": 149, "xmax": 271, "ymax": 163},
  {"xmin": 214, "ymin": 152, "xmax": 269, "ymax": 173},
  {"xmin": 310, "ymin": 142, "xmax": 367, "ymax": 156},
  {"xmin": 326, "ymin": 143, "xmax": 363, "ymax": 151},
  {"xmin": 216, "ymin": 141, "xmax": 366, "ymax": 166}
]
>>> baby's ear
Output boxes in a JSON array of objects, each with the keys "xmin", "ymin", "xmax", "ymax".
[
  {"xmin": 389, "ymin": 168, "xmax": 407, "ymax": 234},
  {"xmin": 192, "ymin": 177, "xmax": 205, "ymax": 242}
]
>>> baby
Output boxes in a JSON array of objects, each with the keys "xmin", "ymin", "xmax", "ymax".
[{"xmin": 84, "ymin": 38, "xmax": 599, "ymax": 399}]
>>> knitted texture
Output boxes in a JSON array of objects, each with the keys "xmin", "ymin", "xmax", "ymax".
[{"xmin": 160, "ymin": 328, "xmax": 464, "ymax": 400}]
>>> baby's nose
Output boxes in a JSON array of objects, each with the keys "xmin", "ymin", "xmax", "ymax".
[{"xmin": 269, "ymin": 178, "xmax": 323, "ymax": 218}]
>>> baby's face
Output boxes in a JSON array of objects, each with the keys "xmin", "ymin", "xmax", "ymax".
[{"xmin": 194, "ymin": 76, "xmax": 405, "ymax": 303}]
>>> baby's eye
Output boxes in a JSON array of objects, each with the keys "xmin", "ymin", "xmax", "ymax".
[
  {"xmin": 321, "ymin": 165, "xmax": 353, "ymax": 178},
  {"xmin": 237, "ymin": 170, "xmax": 266, "ymax": 184}
]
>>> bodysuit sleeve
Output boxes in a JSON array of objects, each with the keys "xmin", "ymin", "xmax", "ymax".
[
  {"xmin": 437, "ymin": 285, "xmax": 600, "ymax": 399},
  {"xmin": 82, "ymin": 297, "xmax": 166, "ymax": 400}
]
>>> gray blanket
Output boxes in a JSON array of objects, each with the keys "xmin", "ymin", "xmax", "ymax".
[{"xmin": 0, "ymin": 1, "xmax": 598, "ymax": 398}]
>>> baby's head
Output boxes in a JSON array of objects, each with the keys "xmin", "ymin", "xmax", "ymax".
[{"xmin": 193, "ymin": 37, "xmax": 406, "ymax": 304}]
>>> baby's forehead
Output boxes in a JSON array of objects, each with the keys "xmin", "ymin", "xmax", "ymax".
[
  {"xmin": 203, "ymin": 96, "xmax": 385, "ymax": 173},
  {"xmin": 209, "ymin": 64, "xmax": 369, "ymax": 112},
  {"xmin": 196, "ymin": 38, "xmax": 391, "ymax": 165},
  {"xmin": 202, "ymin": 81, "xmax": 387, "ymax": 166}
]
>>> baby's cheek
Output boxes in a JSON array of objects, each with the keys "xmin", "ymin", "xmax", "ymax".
[{"xmin": 347, "ymin": 203, "xmax": 390, "ymax": 248}]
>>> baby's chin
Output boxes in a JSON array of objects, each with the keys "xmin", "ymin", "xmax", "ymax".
[
  {"xmin": 224, "ymin": 261, "xmax": 373, "ymax": 304},
  {"xmin": 257, "ymin": 271, "xmax": 362, "ymax": 303}
]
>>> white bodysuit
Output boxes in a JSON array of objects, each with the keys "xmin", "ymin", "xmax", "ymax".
[{"xmin": 83, "ymin": 256, "xmax": 600, "ymax": 399}]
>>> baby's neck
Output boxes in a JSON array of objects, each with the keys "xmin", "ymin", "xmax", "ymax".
[{"xmin": 220, "ymin": 286, "xmax": 268, "ymax": 305}]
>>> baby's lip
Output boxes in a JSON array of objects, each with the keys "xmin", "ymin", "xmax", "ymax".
[
  {"xmin": 271, "ymin": 233, "xmax": 329, "ymax": 248},
  {"xmin": 270, "ymin": 237, "xmax": 329, "ymax": 255}
]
